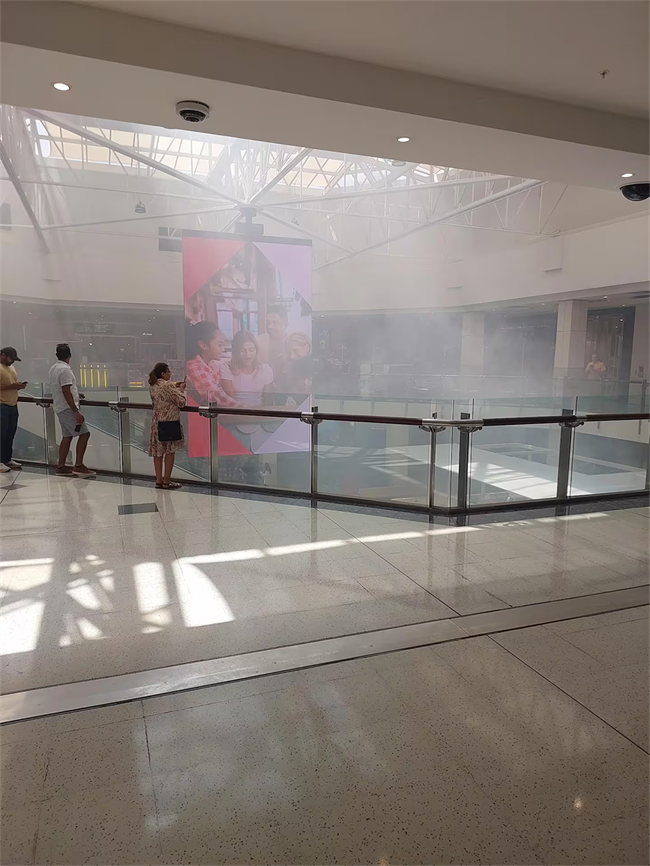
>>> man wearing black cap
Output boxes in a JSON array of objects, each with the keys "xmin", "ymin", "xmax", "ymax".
[{"xmin": 0, "ymin": 347, "xmax": 27, "ymax": 473}]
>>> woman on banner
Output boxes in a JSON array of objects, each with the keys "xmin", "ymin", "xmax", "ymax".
[
  {"xmin": 185, "ymin": 321, "xmax": 239, "ymax": 407},
  {"xmin": 220, "ymin": 330, "xmax": 275, "ymax": 408}
]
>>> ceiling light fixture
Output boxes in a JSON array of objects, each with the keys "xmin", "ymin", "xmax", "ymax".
[
  {"xmin": 52, "ymin": 82, "xmax": 71, "ymax": 91},
  {"xmin": 397, "ymin": 136, "xmax": 410, "ymax": 143},
  {"xmin": 621, "ymin": 172, "xmax": 634, "ymax": 178},
  {"xmin": 134, "ymin": 200, "xmax": 146, "ymax": 214}
]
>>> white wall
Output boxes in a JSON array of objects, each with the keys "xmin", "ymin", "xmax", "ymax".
[
  {"xmin": 313, "ymin": 214, "xmax": 650, "ymax": 311},
  {"xmin": 1, "ymin": 190, "xmax": 648, "ymax": 316}
]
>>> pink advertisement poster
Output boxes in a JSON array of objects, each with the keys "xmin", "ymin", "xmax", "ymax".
[{"xmin": 182, "ymin": 231, "xmax": 312, "ymax": 463}]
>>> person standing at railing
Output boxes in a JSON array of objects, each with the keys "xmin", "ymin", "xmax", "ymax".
[
  {"xmin": 148, "ymin": 362, "xmax": 186, "ymax": 490},
  {"xmin": 0, "ymin": 347, "xmax": 28, "ymax": 473},
  {"xmin": 585, "ymin": 354, "xmax": 607, "ymax": 380},
  {"xmin": 48, "ymin": 343, "xmax": 96, "ymax": 478}
]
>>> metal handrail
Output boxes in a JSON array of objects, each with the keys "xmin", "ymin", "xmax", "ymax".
[
  {"xmin": 16, "ymin": 395, "xmax": 649, "ymax": 515},
  {"xmin": 17, "ymin": 396, "xmax": 650, "ymax": 427}
]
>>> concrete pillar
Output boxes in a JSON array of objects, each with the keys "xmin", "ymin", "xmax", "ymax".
[
  {"xmin": 553, "ymin": 300, "xmax": 588, "ymax": 395},
  {"xmin": 460, "ymin": 312, "xmax": 485, "ymax": 392}
]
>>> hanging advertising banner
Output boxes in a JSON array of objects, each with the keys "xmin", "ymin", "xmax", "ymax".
[{"xmin": 182, "ymin": 231, "xmax": 312, "ymax": 467}]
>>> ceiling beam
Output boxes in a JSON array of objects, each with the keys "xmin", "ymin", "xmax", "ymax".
[
  {"xmin": 262, "ymin": 175, "xmax": 510, "ymax": 207},
  {"xmin": 24, "ymin": 108, "xmax": 247, "ymax": 207},
  {"xmin": 0, "ymin": 139, "xmax": 50, "ymax": 252},
  {"xmin": 318, "ymin": 179, "xmax": 544, "ymax": 268},
  {"xmin": 5, "ymin": 177, "xmax": 227, "ymax": 203},
  {"xmin": 44, "ymin": 203, "xmax": 237, "ymax": 231},
  {"xmin": 262, "ymin": 210, "xmax": 350, "ymax": 253},
  {"xmin": 248, "ymin": 146, "xmax": 312, "ymax": 204}
]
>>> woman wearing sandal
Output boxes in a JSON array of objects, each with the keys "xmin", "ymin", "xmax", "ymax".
[{"xmin": 148, "ymin": 362, "xmax": 186, "ymax": 490}]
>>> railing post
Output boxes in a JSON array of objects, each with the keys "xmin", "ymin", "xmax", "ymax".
[
  {"xmin": 300, "ymin": 406, "xmax": 320, "ymax": 498},
  {"xmin": 557, "ymin": 409, "xmax": 585, "ymax": 499},
  {"xmin": 199, "ymin": 404, "xmax": 220, "ymax": 485},
  {"xmin": 110, "ymin": 400, "xmax": 131, "ymax": 475},
  {"xmin": 420, "ymin": 413, "xmax": 445, "ymax": 512},
  {"xmin": 457, "ymin": 412, "xmax": 471, "ymax": 510},
  {"xmin": 37, "ymin": 400, "xmax": 57, "ymax": 465},
  {"xmin": 209, "ymin": 403, "xmax": 219, "ymax": 485}
]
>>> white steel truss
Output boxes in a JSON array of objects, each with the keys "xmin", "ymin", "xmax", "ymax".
[{"xmin": 0, "ymin": 105, "xmax": 550, "ymax": 269}]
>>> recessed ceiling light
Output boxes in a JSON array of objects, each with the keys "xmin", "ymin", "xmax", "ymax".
[
  {"xmin": 621, "ymin": 172, "xmax": 634, "ymax": 178},
  {"xmin": 52, "ymin": 82, "xmax": 71, "ymax": 91},
  {"xmin": 603, "ymin": 296, "xmax": 608, "ymax": 299},
  {"xmin": 397, "ymin": 136, "xmax": 410, "ymax": 143}
]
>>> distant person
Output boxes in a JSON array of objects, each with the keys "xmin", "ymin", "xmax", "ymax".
[
  {"xmin": 258, "ymin": 304, "xmax": 289, "ymax": 389},
  {"xmin": 185, "ymin": 321, "xmax": 238, "ymax": 406},
  {"xmin": 148, "ymin": 362, "xmax": 186, "ymax": 490},
  {"xmin": 0, "ymin": 347, "xmax": 27, "ymax": 473},
  {"xmin": 220, "ymin": 330, "xmax": 274, "ymax": 407},
  {"xmin": 585, "ymin": 354, "xmax": 607, "ymax": 380},
  {"xmin": 49, "ymin": 343, "xmax": 95, "ymax": 477}
]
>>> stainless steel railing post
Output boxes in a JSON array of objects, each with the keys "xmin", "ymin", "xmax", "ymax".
[
  {"xmin": 557, "ymin": 409, "xmax": 585, "ymax": 499},
  {"xmin": 420, "ymin": 414, "xmax": 445, "ymax": 511},
  {"xmin": 301, "ymin": 407, "xmax": 321, "ymax": 497},
  {"xmin": 210, "ymin": 404, "xmax": 220, "ymax": 485},
  {"xmin": 198, "ymin": 404, "xmax": 220, "ymax": 485},
  {"xmin": 110, "ymin": 400, "xmax": 131, "ymax": 475},
  {"xmin": 456, "ymin": 412, "xmax": 471, "ymax": 510},
  {"xmin": 36, "ymin": 401, "xmax": 57, "ymax": 465}
]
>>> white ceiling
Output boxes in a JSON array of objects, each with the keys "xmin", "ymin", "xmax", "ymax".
[{"xmin": 85, "ymin": 0, "xmax": 649, "ymax": 117}]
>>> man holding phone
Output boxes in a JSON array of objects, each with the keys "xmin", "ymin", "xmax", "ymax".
[
  {"xmin": 0, "ymin": 346, "xmax": 27, "ymax": 472},
  {"xmin": 49, "ymin": 343, "xmax": 95, "ymax": 477}
]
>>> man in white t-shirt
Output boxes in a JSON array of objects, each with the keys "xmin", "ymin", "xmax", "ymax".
[{"xmin": 48, "ymin": 343, "xmax": 95, "ymax": 477}]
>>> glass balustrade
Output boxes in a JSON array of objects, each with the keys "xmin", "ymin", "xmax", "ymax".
[{"xmin": 12, "ymin": 395, "xmax": 649, "ymax": 512}]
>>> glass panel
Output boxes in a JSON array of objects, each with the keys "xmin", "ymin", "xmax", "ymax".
[
  {"xmin": 469, "ymin": 422, "xmax": 561, "ymax": 506},
  {"xmin": 13, "ymin": 386, "xmax": 46, "ymax": 463},
  {"xmin": 472, "ymin": 396, "xmax": 576, "ymax": 419},
  {"xmin": 80, "ymin": 387, "xmax": 119, "ymax": 443},
  {"xmin": 73, "ymin": 404, "xmax": 121, "ymax": 473},
  {"xmin": 122, "ymin": 406, "xmax": 209, "ymax": 482},
  {"xmin": 217, "ymin": 411, "xmax": 310, "ymax": 492},
  {"xmin": 432, "ymin": 425, "xmax": 457, "ymax": 508},
  {"xmin": 316, "ymin": 419, "xmax": 429, "ymax": 505},
  {"xmin": 570, "ymin": 418, "xmax": 648, "ymax": 497}
]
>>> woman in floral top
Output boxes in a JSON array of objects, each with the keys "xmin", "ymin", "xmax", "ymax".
[{"xmin": 148, "ymin": 362, "xmax": 186, "ymax": 490}]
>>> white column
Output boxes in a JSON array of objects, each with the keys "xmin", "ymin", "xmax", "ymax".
[
  {"xmin": 460, "ymin": 312, "xmax": 485, "ymax": 393},
  {"xmin": 553, "ymin": 300, "xmax": 588, "ymax": 395},
  {"xmin": 460, "ymin": 312, "xmax": 485, "ymax": 377}
]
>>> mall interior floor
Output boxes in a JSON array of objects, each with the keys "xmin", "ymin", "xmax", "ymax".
[
  {"xmin": 1, "ymin": 468, "xmax": 648, "ymax": 692},
  {"xmin": 0, "ymin": 468, "xmax": 648, "ymax": 864}
]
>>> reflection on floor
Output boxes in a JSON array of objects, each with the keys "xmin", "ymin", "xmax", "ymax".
[
  {"xmin": 2, "ymin": 612, "xmax": 648, "ymax": 865},
  {"xmin": 1, "ymin": 468, "xmax": 648, "ymax": 692}
]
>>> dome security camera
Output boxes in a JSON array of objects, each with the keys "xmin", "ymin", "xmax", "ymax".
[
  {"xmin": 176, "ymin": 101, "xmax": 210, "ymax": 123},
  {"xmin": 619, "ymin": 182, "xmax": 650, "ymax": 202}
]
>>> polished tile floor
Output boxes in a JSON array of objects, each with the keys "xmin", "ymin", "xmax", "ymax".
[
  {"xmin": 1, "ymin": 609, "xmax": 648, "ymax": 865},
  {"xmin": 1, "ymin": 469, "xmax": 649, "ymax": 692}
]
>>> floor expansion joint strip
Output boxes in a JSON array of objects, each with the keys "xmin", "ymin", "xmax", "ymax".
[{"xmin": 1, "ymin": 584, "xmax": 648, "ymax": 724}]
